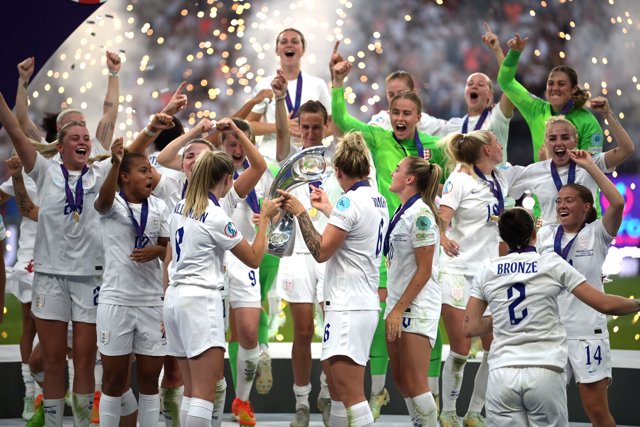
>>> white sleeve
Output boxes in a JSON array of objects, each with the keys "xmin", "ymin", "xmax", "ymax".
[
  {"xmin": 469, "ymin": 267, "xmax": 487, "ymax": 301},
  {"xmin": 0, "ymin": 177, "xmax": 14, "ymax": 197},
  {"xmin": 158, "ymin": 200, "xmax": 171, "ymax": 238},
  {"xmin": 411, "ymin": 207, "xmax": 438, "ymax": 248},
  {"xmin": 328, "ymin": 195, "xmax": 356, "ymax": 232},
  {"xmin": 418, "ymin": 113, "xmax": 449, "ymax": 136},
  {"xmin": 209, "ymin": 214, "xmax": 244, "ymax": 251},
  {"xmin": 439, "ymin": 172, "xmax": 466, "ymax": 211},
  {"xmin": 26, "ymin": 153, "xmax": 52, "ymax": 190}
]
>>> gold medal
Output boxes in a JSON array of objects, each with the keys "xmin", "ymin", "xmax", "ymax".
[
  {"xmin": 308, "ymin": 207, "xmax": 318, "ymax": 218},
  {"xmin": 73, "ymin": 210, "xmax": 80, "ymax": 223},
  {"xmin": 385, "ymin": 257, "xmax": 390, "ymax": 269}
]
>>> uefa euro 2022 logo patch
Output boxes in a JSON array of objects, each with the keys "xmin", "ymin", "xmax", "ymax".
[
  {"xmin": 224, "ymin": 222, "xmax": 238, "ymax": 238},
  {"xmin": 416, "ymin": 214, "xmax": 432, "ymax": 231},
  {"xmin": 336, "ymin": 196, "xmax": 351, "ymax": 211}
]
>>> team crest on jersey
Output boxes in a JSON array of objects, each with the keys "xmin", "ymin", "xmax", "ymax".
[
  {"xmin": 35, "ymin": 294, "xmax": 45, "ymax": 309},
  {"xmin": 416, "ymin": 214, "xmax": 432, "ymax": 231},
  {"xmin": 224, "ymin": 222, "xmax": 238, "ymax": 237},
  {"xmin": 99, "ymin": 330, "xmax": 110, "ymax": 345},
  {"xmin": 443, "ymin": 180, "xmax": 453, "ymax": 195},
  {"xmin": 283, "ymin": 278, "xmax": 294, "ymax": 295},
  {"xmin": 336, "ymin": 196, "xmax": 350, "ymax": 211}
]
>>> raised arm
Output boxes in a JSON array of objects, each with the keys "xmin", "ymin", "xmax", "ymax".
[
  {"xmin": 235, "ymin": 88, "xmax": 273, "ymax": 119},
  {"xmin": 331, "ymin": 56, "xmax": 373, "ymax": 137},
  {"xmin": 157, "ymin": 117, "xmax": 214, "ymax": 170},
  {"xmin": 128, "ymin": 113, "xmax": 175, "ymax": 155},
  {"xmin": 0, "ymin": 92, "xmax": 37, "ymax": 172},
  {"xmin": 15, "ymin": 57, "xmax": 44, "ymax": 141},
  {"xmin": 497, "ymin": 34, "xmax": 535, "ymax": 114},
  {"xmin": 589, "ymin": 97, "xmax": 635, "ymax": 169},
  {"xmin": 217, "ymin": 117, "xmax": 267, "ymax": 198},
  {"xmin": 160, "ymin": 81, "xmax": 188, "ymax": 116},
  {"xmin": 271, "ymin": 70, "xmax": 291, "ymax": 162},
  {"xmin": 95, "ymin": 51, "xmax": 122, "ymax": 151},
  {"xmin": 482, "ymin": 23, "xmax": 515, "ymax": 118},
  {"xmin": 6, "ymin": 156, "xmax": 38, "ymax": 221},
  {"xmin": 230, "ymin": 198, "xmax": 282, "ymax": 268},
  {"xmin": 572, "ymin": 282, "xmax": 640, "ymax": 315},
  {"xmin": 569, "ymin": 150, "xmax": 624, "ymax": 236},
  {"xmin": 94, "ymin": 138, "xmax": 124, "ymax": 214}
]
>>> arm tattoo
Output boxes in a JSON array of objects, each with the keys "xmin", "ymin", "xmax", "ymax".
[
  {"xmin": 22, "ymin": 82, "xmax": 28, "ymax": 90},
  {"xmin": 296, "ymin": 212, "xmax": 322, "ymax": 261},
  {"xmin": 103, "ymin": 101, "xmax": 114, "ymax": 108},
  {"xmin": 12, "ymin": 175, "xmax": 37, "ymax": 218},
  {"xmin": 464, "ymin": 315, "xmax": 469, "ymax": 323}
]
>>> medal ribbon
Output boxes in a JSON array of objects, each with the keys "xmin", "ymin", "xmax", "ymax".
[
  {"xmin": 383, "ymin": 193, "xmax": 421, "ymax": 257},
  {"xmin": 285, "ymin": 72, "xmax": 303, "ymax": 118},
  {"xmin": 60, "ymin": 164, "xmax": 89, "ymax": 218},
  {"xmin": 119, "ymin": 192, "xmax": 149, "ymax": 249},
  {"xmin": 461, "ymin": 107, "xmax": 491, "ymax": 133}
]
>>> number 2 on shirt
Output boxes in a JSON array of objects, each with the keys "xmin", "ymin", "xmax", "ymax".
[{"xmin": 507, "ymin": 282, "xmax": 528, "ymax": 325}]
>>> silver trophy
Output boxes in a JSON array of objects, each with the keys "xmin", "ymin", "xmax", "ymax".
[{"xmin": 268, "ymin": 145, "xmax": 329, "ymax": 257}]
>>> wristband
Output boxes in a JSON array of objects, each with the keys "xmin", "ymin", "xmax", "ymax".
[
  {"xmin": 109, "ymin": 70, "xmax": 120, "ymax": 77},
  {"xmin": 143, "ymin": 126, "xmax": 157, "ymax": 137},
  {"xmin": 274, "ymin": 95, "xmax": 286, "ymax": 101}
]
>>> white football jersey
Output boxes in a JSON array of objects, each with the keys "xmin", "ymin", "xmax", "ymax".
[
  {"xmin": 508, "ymin": 154, "xmax": 612, "ymax": 226},
  {"xmin": 168, "ymin": 198, "xmax": 243, "ymax": 290},
  {"xmin": 27, "ymin": 154, "xmax": 112, "ymax": 275},
  {"xmin": 98, "ymin": 194, "xmax": 170, "ymax": 306},
  {"xmin": 0, "ymin": 175, "xmax": 38, "ymax": 256},
  {"xmin": 324, "ymin": 184, "xmax": 389, "ymax": 312},
  {"xmin": 149, "ymin": 151, "xmax": 184, "ymax": 182},
  {"xmin": 152, "ymin": 173, "xmax": 186, "ymax": 211},
  {"xmin": 251, "ymin": 72, "xmax": 332, "ymax": 161},
  {"xmin": 537, "ymin": 220, "xmax": 613, "ymax": 339},
  {"xmin": 470, "ymin": 251, "xmax": 586, "ymax": 370},
  {"xmin": 440, "ymin": 167, "xmax": 516, "ymax": 275},
  {"xmin": 369, "ymin": 104, "xmax": 511, "ymax": 163},
  {"xmin": 386, "ymin": 199, "xmax": 440, "ymax": 319}
]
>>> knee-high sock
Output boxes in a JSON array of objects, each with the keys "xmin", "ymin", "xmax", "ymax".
[
  {"xmin": 236, "ymin": 345, "xmax": 259, "ymax": 401},
  {"xmin": 369, "ymin": 301, "xmax": 389, "ymax": 382},
  {"xmin": 138, "ymin": 393, "xmax": 160, "ymax": 427},
  {"xmin": 179, "ymin": 396, "xmax": 191, "ymax": 427},
  {"xmin": 211, "ymin": 378, "xmax": 227, "ymax": 427},
  {"xmin": 120, "ymin": 389, "xmax": 138, "ymax": 416},
  {"xmin": 412, "ymin": 392, "xmax": 438, "ymax": 426},
  {"xmin": 293, "ymin": 383, "xmax": 312, "ymax": 410},
  {"xmin": 467, "ymin": 352, "xmax": 489, "ymax": 414},
  {"xmin": 185, "ymin": 397, "xmax": 212, "ymax": 427},
  {"xmin": 98, "ymin": 393, "xmax": 121, "ymax": 427},
  {"xmin": 22, "ymin": 363, "xmax": 35, "ymax": 397},
  {"xmin": 347, "ymin": 400, "xmax": 374, "ymax": 427},
  {"xmin": 44, "ymin": 398, "xmax": 65, "ymax": 427},
  {"xmin": 72, "ymin": 392, "xmax": 93, "ymax": 427},
  {"xmin": 228, "ymin": 341, "xmax": 239, "ymax": 390},
  {"xmin": 441, "ymin": 351, "xmax": 468, "ymax": 412},
  {"xmin": 330, "ymin": 400, "xmax": 348, "ymax": 427}
]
